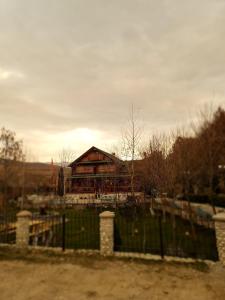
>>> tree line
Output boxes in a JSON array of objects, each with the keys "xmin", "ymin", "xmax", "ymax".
[{"xmin": 139, "ymin": 106, "xmax": 225, "ymax": 208}]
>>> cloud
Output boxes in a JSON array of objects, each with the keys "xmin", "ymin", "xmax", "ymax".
[
  {"xmin": 0, "ymin": 67, "xmax": 24, "ymax": 80},
  {"xmin": 21, "ymin": 127, "xmax": 118, "ymax": 162},
  {"xmin": 0, "ymin": 0, "xmax": 225, "ymax": 160}
]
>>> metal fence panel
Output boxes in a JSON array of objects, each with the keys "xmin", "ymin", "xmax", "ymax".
[
  {"xmin": 0, "ymin": 212, "xmax": 17, "ymax": 244},
  {"xmin": 114, "ymin": 206, "xmax": 161, "ymax": 255},
  {"xmin": 114, "ymin": 205, "xmax": 218, "ymax": 261},
  {"xmin": 29, "ymin": 207, "xmax": 100, "ymax": 250},
  {"xmin": 29, "ymin": 213, "xmax": 62, "ymax": 247},
  {"xmin": 64, "ymin": 208, "xmax": 100, "ymax": 250},
  {"xmin": 162, "ymin": 214, "xmax": 218, "ymax": 260}
]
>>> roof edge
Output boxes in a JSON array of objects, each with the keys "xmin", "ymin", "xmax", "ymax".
[{"xmin": 68, "ymin": 146, "xmax": 121, "ymax": 167}]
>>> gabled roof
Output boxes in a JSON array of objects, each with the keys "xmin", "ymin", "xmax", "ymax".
[{"xmin": 68, "ymin": 146, "xmax": 122, "ymax": 167}]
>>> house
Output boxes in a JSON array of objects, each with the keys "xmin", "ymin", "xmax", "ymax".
[{"xmin": 68, "ymin": 146, "xmax": 142, "ymax": 195}]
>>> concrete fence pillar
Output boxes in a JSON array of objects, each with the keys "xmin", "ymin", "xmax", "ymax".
[
  {"xmin": 99, "ymin": 211, "xmax": 115, "ymax": 256},
  {"xmin": 213, "ymin": 213, "xmax": 225, "ymax": 266},
  {"xmin": 16, "ymin": 210, "xmax": 32, "ymax": 248}
]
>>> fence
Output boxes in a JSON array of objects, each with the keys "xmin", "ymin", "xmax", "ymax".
[
  {"xmin": 114, "ymin": 206, "xmax": 218, "ymax": 260},
  {"xmin": 28, "ymin": 204, "xmax": 218, "ymax": 261},
  {"xmin": 28, "ymin": 207, "xmax": 100, "ymax": 250},
  {"xmin": 114, "ymin": 207, "xmax": 163, "ymax": 255},
  {"xmin": 29, "ymin": 213, "xmax": 62, "ymax": 247},
  {"xmin": 63, "ymin": 208, "xmax": 100, "ymax": 250},
  {"xmin": 1, "ymin": 204, "xmax": 224, "ymax": 264},
  {"xmin": 0, "ymin": 211, "xmax": 17, "ymax": 244}
]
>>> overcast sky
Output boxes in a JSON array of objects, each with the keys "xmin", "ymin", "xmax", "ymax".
[{"xmin": 0, "ymin": 0, "xmax": 225, "ymax": 161}]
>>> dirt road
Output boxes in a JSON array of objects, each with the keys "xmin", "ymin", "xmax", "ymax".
[{"xmin": 0, "ymin": 254, "xmax": 224, "ymax": 300}]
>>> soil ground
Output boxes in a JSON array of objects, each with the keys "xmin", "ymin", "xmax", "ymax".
[{"xmin": 0, "ymin": 248, "xmax": 224, "ymax": 300}]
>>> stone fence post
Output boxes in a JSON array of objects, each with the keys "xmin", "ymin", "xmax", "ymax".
[
  {"xmin": 99, "ymin": 211, "xmax": 115, "ymax": 256},
  {"xmin": 213, "ymin": 213, "xmax": 225, "ymax": 266},
  {"xmin": 16, "ymin": 210, "xmax": 32, "ymax": 248}
]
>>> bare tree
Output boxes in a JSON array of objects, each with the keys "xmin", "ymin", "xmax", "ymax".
[
  {"xmin": 0, "ymin": 127, "xmax": 25, "ymax": 211},
  {"xmin": 58, "ymin": 148, "xmax": 76, "ymax": 194},
  {"xmin": 141, "ymin": 133, "xmax": 172, "ymax": 197},
  {"xmin": 122, "ymin": 104, "xmax": 142, "ymax": 198},
  {"xmin": 58, "ymin": 148, "xmax": 76, "ymax": 167}
]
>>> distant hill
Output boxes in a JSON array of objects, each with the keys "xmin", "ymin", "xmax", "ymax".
[{"xmin": 0, "ymin": 160, "xmax": 71, "ymax": 198}]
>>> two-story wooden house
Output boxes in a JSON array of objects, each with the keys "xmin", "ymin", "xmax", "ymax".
[{"xmin": 68, "ymin": 146, "xmax": 141, "ymax": 195}]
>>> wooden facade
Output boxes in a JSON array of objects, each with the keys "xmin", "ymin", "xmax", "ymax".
[{"xmin": 69, "ymin": 146, "xmax": 141, "ymax": 194}]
